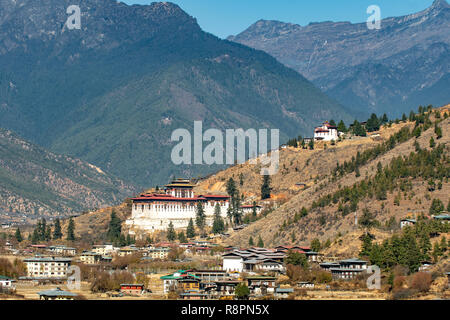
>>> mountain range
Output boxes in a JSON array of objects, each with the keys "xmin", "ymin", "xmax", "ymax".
[
  {"xmin": 0, "ymin": 0, "xmax": 353, "ymax": 188},
  {"xmin": 0, "ymin": 127, "xmax": 136, "ymax": 217},
  {"xmin": 228, "ymin": 0, "xmax": 450, "ymax": 117}
]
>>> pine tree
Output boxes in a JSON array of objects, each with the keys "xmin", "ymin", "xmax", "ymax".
[
  {"xmin": 337, "ymin": 120, "xmax": 347, "ymax": 133},
  {"xmin": 45, "ymin": 225, "xmax": 52, "ymax": 241},
  {"xmin": 430, "ymin": 137, "xmax": 435, "ymax": 148},
  {"xmin": 186, "ymin": 218, "xmax": 196, "ymax": 239},
  {"xmin": 178, "ymin": 231, "xmax": 187, "ymax": 243},
  {"xmin": 249, "ymin": 236, "xmax": 254, "ymax": 246},
  {"xmin": 435, "ymin": 124, "xmax": 443, "ymax": 139},
  {"xmin": 251, "ymin": 201, "xmax": 258, "ymax": 218},
  {"xmin": 308, "ymin": 139, "xmax": 314, "ymax": 150},
  {"xmin": 311, "ymin": 238, "xmax": 321, "ymax": 252},
  {"xmin": 212, "ymin": 203, "xmax": 225, "ymax": 234},
  {"xmin": 257, "ymin": 235, "xmax": 264, "ymax": 248},
  {"xmin": 195, "ymin": 202, "xmax": 206, "ymax": 229},
  {"xmin": 15, "ymin": 228, "xmax": 23, "ymax": 243},
  {"xmin": 167, "ymin": 222, "xmax": 176, "ymax": 241},
  {"xmin": 66, "ymin": 217, "xmax": 75, "ymax": 241},
  {"xmin": 261, "ymin": 175, "xmax": 271, "ymax": 200},
  {"xmin": 107, "ymin": 210, "xmax": 122, "ymax": 242},
  {"xmin": 53, "ymin": 218, "xmax": 62, "ymax": 240},
  {"xmin": 226, "ymin": 178, "xmax": 237, "ymax": 198}
]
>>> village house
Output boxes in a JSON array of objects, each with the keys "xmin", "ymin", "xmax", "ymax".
[
  {"xmin": 47, "ymin": 246, "xmax": 76, "ymax": 257},
  {"xmin": 274, "ymin": 287, "xmax": 294, "ymax": 299},
  {"xmin": 321, "ymin": 258, "xmax": 368, "ymax": 280},
  {"xmin": 0, "ymin": 275, "xmax": 15, "ymax": 291},
  {"xmin": 400, "ymin": 218, "xmax": 417, "ymax": 229},
  {"xmin": 433, "ymin": 214, "xmax": 450, "ymax": 223},
  {"xmin": 246, "ymin": 276, "xmax": 277, "ymax": 296},
  {"xmin": 79, "ymin": 251, "xmax": 103, "ymax": 265},
  {"xmin": 222, "ymin": 248, "xmax": 288, "ymax": 273},
  {"xmin": 297, "ymin": 281, "xmax": 315, "ymax": 289},
  {"xmin": 143, "ymin": 247, "xmax": 170, "ymax": 260},
  {"xmin": 23, "ymin": 257, "xmax": 72, "ymax": 279},
  {"xmin": 38, "ymin": 287, "xmax": 78, "ymax": 300},
  {"xmin": 120, "ymin": 284, "xmax": 145, "ymax": 296},
  {"xmin": 210, "ymin": 280, "xmax": 241, "ymax": 298},
  {"xmin": 314, "ymin": 121, "xmax": 339, "ymax": 141},
  {"xmin": 118, "ymin": 246, "xmax": 140, "ymax": 257},
  {"xmin": 160, "ymin": 270, "xmax": 201, "ymax": 294},
  {"xmin": 126, "ymin": 179, "xmax": 230, "ymax": 232},
  {"xmin": 240, "ymin": 204, "xmax": 262, "ymax": 215},
  {"xmin": 92, "ymin": 244, "xmax": 116, "ymax": 256}
]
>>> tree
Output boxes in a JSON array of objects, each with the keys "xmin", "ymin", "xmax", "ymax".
[
  {"xmin": 257, "ymin": 235, "xmax": 264, "ymax": 248},
  {"xmin": 53, "ymin": 218, "xmax": 62, "ymax": 240},
  {"xmin": 360, "ymin": 208, "xmax": 376, "ymax": 228},
  {"xmin": 352, "ymin": 120, "xmax": 366, "ymax": 136},
  {"xmin": 212, "ymin": 203, "xmax": 225, "ymax": 234},
  {"xmin": 177, "ymin": 231, "xmax": 187, "ymax": 243},
  {"xmin": 195, "ymin": 202, "xmax": 206, "ymax": 229},
  {"xmin": 311, "ymin": 238, "xmax": 321, "ymax": 252},
  {"xmin": 300, "ymin": 207, "xmax": 308, "ymax": 217},
  {"xmin": 107, "ymin": 211, "xmax": 122, "ymax": 243},
  {"xmin": 167, "ymin": 222, "xmax": 176, "ymax": 241},
  {"xmin": 429, "ymin": 199, "xmax": 444, "ymax": 215},
  {"xmin": 429, "ymin": 137, "xmax": 435, "ymax": 148},
  {"xmin": 186, "ymin": 218, "xmax": 196, "ymax": 239},
  {"xmin": 235, "ymin": 283, "xmax": 250, "ymax": 300},
  {"xmin": 308, "ymin": 139, "xmax": 314, "ymax": 150},
  {"xmin": 248, "ymin": 236, "xmax": 254, "ymax": 246},
  {"xmin": 381, "ymin": 114, "xmax": 389, "ymax": 124},
  {"xmin": 66, "ymin": 217, "xmax": 75, "ymax": 241},
  {"xmin": 337, "ymin": 120, "xmax": 347, "ymax": 133},
  {"xmin": 251, "ymin": 202, "xmax": 258, "ymax": 218},
  {"xmin": 366, "ymin": 113, "xmax": 381, "ymax": 132},
  {"xmin": 285, "ymin": 250, "xmax": 308, "ymax": 268},
  {"xmin": 329, "ymin": 119, "xmax": 336, "ymax": 126},
  {"xmin": 435, "ymin": 124, "xmax": 442, "ymax": 139},
  {"xmin": 261, "ymin": 175, "xmax": 272, "ymax": 200},
  {"xmin": 226, "ymin": 178, "xmax": 237, "ymax": 198},
  {"xmin": 15, "ymin": 228, "xmax": 23, "ymax": 243}
]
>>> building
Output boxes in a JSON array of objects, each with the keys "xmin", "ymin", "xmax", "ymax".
[
  {"xmin": 274, "ymin": 287, "xmax": 294, "ymax": 299},
  {"xmin": 400, "ymin": 219, "xmax": 417, "ymax": 229},
  {"xmin": 222, "ymin": 248, "xmax": 287, "ymax": 273},
  {"xmin": 144, "ymin": 247, "xmax": 170, "ymax": 260},
  {"xmin": 118, "ymin": 246, "xmax": 140, "ymax": 257},
  {"xmin": 47, "ymin": 246, "xmax": 76, "ymax": 257},
  {"xmin": 79, "ymin": 251, "xmax": 103, "ymax": 265},
  {"xmin": 246, "ymin": 276, "xmax": 277, "ymax": 296},
  {"xmin": 297, "ymin": 281, "xmax": 315, "ymax": 289},
  {"xmin": 126, "ymin": 179, "xmax": 230, "ymax": 232},
  {"xmin": 240, "ymin": 205, "xmax": 262, "ymax": 216},
  {"xmin": 38, "ymin": 288, "xmax": 78, "ymax": 300},
  {"xmin": 433, "ymin": 215, "xmax": 450, "ymax": 223},
  {"xmin": 321, "ymin": 258, "xmax": 368, "ymax": 280},
  {"xmin": 92, "ymin": 244, "xmax": 116, "ymax": 256},
  {"xmin": 314, "ymin": 122, "xmax": 339, "ymax": 141},
  {"xmin": 24, "ymin": 257, "xmax": 72, "ymax": 279},
  {"xmin": 0, "ymin": 275, "xmax": 15, "ymax": 291},
  {"xmin": 120, "ymin": 284, "xmax": 145, "ymax": 295},
  {"xmin": 160, "ymin": 270, "xmax": 201, "ymax": 294}
]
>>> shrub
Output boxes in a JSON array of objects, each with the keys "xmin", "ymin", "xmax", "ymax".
[{"xmin": 410, "ymin": 272, "xmax": 432, "ymax": 293}]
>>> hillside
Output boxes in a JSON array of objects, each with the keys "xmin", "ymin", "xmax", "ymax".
[
  {"xmin": 222, "ymin": 106, "xmax": 449, "ymax": 250},
  {"xmin": 0, "ymin": 0, "xmax": 353, "ymax": 186},
  {"xmin": 0, "ymin": 128, "xmax": 136, "ymax": 218},
  {"xmin": 228, "ymin": 0, "xmax": 450, "ymax": 117}
]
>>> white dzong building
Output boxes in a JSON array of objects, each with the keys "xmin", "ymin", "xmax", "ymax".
[
  {"xmin": 126, "ymin": 179, "xmax": 230, "ymax": 233},
  {"xmin": 314, "ymin": 121, "xmax": 339, "ymax": 141}
]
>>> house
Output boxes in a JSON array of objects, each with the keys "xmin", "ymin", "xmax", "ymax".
[
  {"xmin": 23, "ymin": 257, "xmax": 72, "ymax": 279},
  {"xmin": 0, "ymin": 275, "xmax": 15, "ymax": 291},
  {"xmin": 254, "ymin": 259, "xmax": 285, "ymax": 273},
  {"xmin": 222, "ymin": 252, "xmax": 245, "ymax": 273},
  {"xmin": 47, "ymin": 246, "xmax": 76, "ymax": 257},
  {"xmin": 212, "ymin": 280, "xmax": 241, "ymax": 298},
  {"xmin": 160, "ymin": 270, "xmax": 201, "ymax": 293},
  {"xmin": 120, "ymin": 284, "xmax": 145, "ymax": 295},
  {"xmin": 38, "ymin": 287, "xmax": 78, "ymax": 300},
  {"xmin": 79, "ymin": 251, "xmax": 102, "ymax": 265},
  {"xmin": 118, "ymin": 246, "xmax": 139, "ymax": 257},
  {"xmin": 400, "ymin": 219, "xmax": 416, "ymax": 229},
  {"xmin": 274, "ymin": 287, "xmax": 294, "ymax": 299},
  {"xmin": 144, "ymin": 247, "xmax": 170, "ymax": 260},
  {"xmin": 240, "ymin": 205, "xmax": 262, "ymax": 216},
  {"xmin": 433, "ymin": 215, "xmax": 450, "ymax": 223},
  {"xmin": 324, "ymin": 258, "xmax": 368, "ymax": 280},
  {"xmin": 92, "ymin": 244, "xmax": 116, "ymax": 256},
  {"xmin": 246, "ymin": 276, "xmax": 277, "ymax": 296},
  {"xmin": 314, "ymin": 122, "xmax": 339, "ymax": 141},
  {"xmin": 297, "ymin": 281, "xmax": 315, "ymax": 289}
]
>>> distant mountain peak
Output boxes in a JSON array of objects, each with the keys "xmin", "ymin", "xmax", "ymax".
[{"xmin": 430, "ymin": 0, "xmax": 450, "ymax": 10}]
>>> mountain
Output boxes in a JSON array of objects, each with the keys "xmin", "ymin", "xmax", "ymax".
[
  {"xmin": 0, "ymin": 0, "xmax": 353, "ymax": 187},
  {"xmin": 228, "ymin": 0, "xmax": 450, "ymax": 117},
  {"xmin": 0, "ymin": 127, "xmax": 136, "ymax": 217}
]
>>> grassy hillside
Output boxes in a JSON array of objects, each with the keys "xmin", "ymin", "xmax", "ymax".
[{"xmin": 196, "ymin": 106, "xmax": 450, "ymax": 251}]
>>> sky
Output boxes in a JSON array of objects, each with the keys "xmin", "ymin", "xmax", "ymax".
[{"xmin": 122, "ymin": 0, "xmax": 436, "ymax": 38}]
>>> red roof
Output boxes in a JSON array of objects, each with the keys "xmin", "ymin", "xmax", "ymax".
[{"xmin": 132, "ymin": 193, "xmax": 229, "ymax": 202}]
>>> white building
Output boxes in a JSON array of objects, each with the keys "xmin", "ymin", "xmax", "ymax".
[
  {"xmin": 92, "ymin": 244, "xmax": 116, "ymax": 256},
  {"xmin": 23, "ymin": 257, "xmax": 72, "ymax": 279},
  {"xmin": 314, "ymin": 122, "xmax": 339, "ymax": 141},
  {"xmin": 0, "ymin": 276, "xmax": 15, "ymax": 291},
  {"xmin": 126, "ymin": 179, "xmax": 230, "ymax": 232},
  {"xmin": 222, "ymin": 252, "xmax": 245, "ymax": 273},
  {"xmin": 400, "ymin": 219, "xmax": 416, "ymax": 229}
]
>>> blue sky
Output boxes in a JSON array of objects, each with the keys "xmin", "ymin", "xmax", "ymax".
[{"xmin": 122, "ymin": 0, "xmax": 436, "ymax": 38}]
